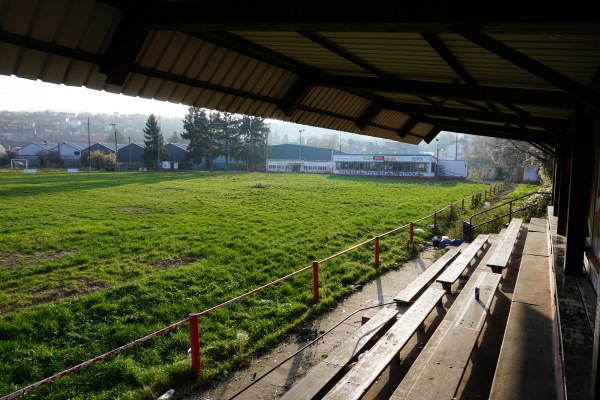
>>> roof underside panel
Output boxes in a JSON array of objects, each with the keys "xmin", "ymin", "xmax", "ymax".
[
  {"xmin": 322, "ymin": 33, "xmax": 458, "ymax": 81},
  {"xmin": 1, "ymin": 0, "xmax": 599, "ymax": 146}
]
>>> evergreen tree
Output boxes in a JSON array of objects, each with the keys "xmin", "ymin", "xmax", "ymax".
[
  {"xmin": 181, "ymin": 107, "xmax": 222, "ymax": 170},
  {"xmin": 238, "ymin": 116, "xmax": 270, "ymax": 167},
  {"xmin": 168, "ymin": 131, "xmax": 180, "ymax": 143},
  {"xmin": 142, "ymin": 114, "xmax": 168, "ymax": 168},
  {"xmin": 220, "ymin": 112, "xmax": 242, "ymax": 166}
]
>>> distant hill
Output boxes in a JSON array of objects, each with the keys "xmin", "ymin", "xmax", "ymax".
[{"xmin": 0, "ymin": 110, "xmax": 184, "ymax": 148}]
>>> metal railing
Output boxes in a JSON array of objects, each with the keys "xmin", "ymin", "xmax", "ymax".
[{"xmin": 466, "ymin": 191, "xmax": 552, "ymax": 241}]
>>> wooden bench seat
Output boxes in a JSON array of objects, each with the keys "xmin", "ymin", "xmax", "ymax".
[
  {"xmin": 486, "ymin": 218, "xmax": 523, "ymax": 273},
  {"xmin": 489, "ymin": 218, "xmax": 558, "ymax": 399},
  {"xmin": 321, "ymin": 287, "xmax": 446, "ymax": 400},
  {"xmin": 436, "ymin": 234, "xmax": 489, "ymax": 292},
  {"xmin": 393, "ymin": 246, "xmax": 462, "ymax": 303},
  {"xmin": 395, "ymin": 271, "xmax": 502, "ymax": 400},
  {"xmin": 281, "ymin": 307, "xmax": 399, "ymax": 400}
]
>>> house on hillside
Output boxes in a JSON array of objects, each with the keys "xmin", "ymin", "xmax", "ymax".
[
  {"xmin": 441, "ymin": 141, "xmax": 467, "ymax": 160},
  {"xmin": 16, "ymin": 142, "xmax": 55, "ymax": 166}
]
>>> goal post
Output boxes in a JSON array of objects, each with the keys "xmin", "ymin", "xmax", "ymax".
[{"xmin": 10, "ymin": 159, "xmax": 28, "ymax": 169}]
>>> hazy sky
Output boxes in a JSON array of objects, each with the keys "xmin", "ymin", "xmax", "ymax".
[
  {"xmin": 0, "ymin": 74, "xmax": 362, "ymax": 141},
  {"xmin": 0, "ymin": 74, "xmax": 190, "ymax": 118},
  {"xmin": 0, "ymin": 74, "xmax": 451, "ymax": 146}
]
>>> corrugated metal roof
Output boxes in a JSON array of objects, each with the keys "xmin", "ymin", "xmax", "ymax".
[{"xmin": 1, "ymin": 0, "xmax": 598, "ymax": 147}]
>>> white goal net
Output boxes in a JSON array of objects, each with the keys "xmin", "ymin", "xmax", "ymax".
[{"xmin": 10, "ymin": 159, "xmax": 28, "ymax": 169}]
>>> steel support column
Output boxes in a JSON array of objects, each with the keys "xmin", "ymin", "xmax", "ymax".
[
  {"xmin": 564, "ymin": 112, "xmax": 596, "ymax": 275},
  {"xmin": 557, "ymin": 139, "xmax": 572, "ymax": 235}
]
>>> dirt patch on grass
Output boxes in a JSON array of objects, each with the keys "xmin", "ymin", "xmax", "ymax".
[
  {"xmin": 0, "ymin": 250, "xmax": 77, "ymax": 269},
  {"xmin": 31, "ymin": 278, "xmax": 107, "ymax": 305},
  {"xmin": 0, "ymin": 277, "xmax": 107, "ymax": 313},
  {"xmin": 149, "ymin": 256, "xmax": 193, "ymax": 270},
  {"xmin": 114, "ymin": 206, "xmax": 155, "ymax": 214}
]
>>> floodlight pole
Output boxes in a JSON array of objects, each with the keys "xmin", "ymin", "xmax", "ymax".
[
  {"xmin": 299, "ymin": 129, "xmax": 304, "ymax": 160},
  {"xmin": 436, "ymin": 138, "xmax": 439, "ymax": 180},
  {"xmin": 87, "ymin": 117, "xmax": 91, "ymax": 172},
  {"xmin": 455, "ymin": 132, "xmax": 458, "ymax": 160}
]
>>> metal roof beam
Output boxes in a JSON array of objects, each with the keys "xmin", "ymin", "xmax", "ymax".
[
  {"xmin": 380, "ymin": 100, "xmax": 567, "ymax": 131},
  {"xmin": 356, "ymin": 104, "xmax": 382, "ymax": 131},
  {"xmin": 131, "ymin": 2, "xmax": 600, "ymax": 33},
  {"xmin": 397, "ymin": 119, "xmax": 419, "ymax": 139},
  {"xmin": 99, "ymin": 18, "xmax": 148, "ymax": 86},
  {"xmin": 130, "ymin": 65, "xmax": 278, "ymax": 105},
  {"xmin": 418, "ymin": 116, "xmax": 558, "ymax": 144},
  {"xmin": 192, "ymin": 31, "xmax": 307, "ymax": 74},
  {"xmin": 423, "ymin": 127, "xmax": 441, "ymax": 144},
  {"xmin": 457, "ymin": 29, "xmax": 600, "ymax": 112},
  {"xmin": 421, "ymin": 33, "xmax": 475, "ymax": 86},
  {"xmin": 300, "ymin": 31, "xmax": 393, "ymax": 79},
  {"xmin": 0, "ymin": 29, "xmax": 100, "ymax": 64},
  {"xmin": 281, "ymin": 78, "xmax": 312, "ymax": 117},
  {"xmin": 310, "ymin": 74, "xmax": 577, "ymax": 108}
]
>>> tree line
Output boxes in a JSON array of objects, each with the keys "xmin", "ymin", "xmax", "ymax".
[{"xmin": 142, "ymin": 107, "xmax": 270, "ymax": 170}]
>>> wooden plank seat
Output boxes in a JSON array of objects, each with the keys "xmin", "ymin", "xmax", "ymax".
[
  {"xmin": 489, "ymin": 219, "xmax": 558, "ymax": 399},
  {"xmin": 281, "ymin": 307, "xmax": 399, "ymax": 400},
  {"xmin": 321, "ymin": 287, "xmax": 446, "ymax": 400},
  {"xmin": 393, "ymin": 246, "xmax": 462, "ymax": 303},
  {"xmin": 486, "ymin": 218, "xmax": 523, "ymax": 273},
  {"xmin": 397, "ymin": 271, "xmax": 502, "ymax": 400},
  {"xmin": 436, "ymin": 234, "xmax": 490, "ymax": 292}
]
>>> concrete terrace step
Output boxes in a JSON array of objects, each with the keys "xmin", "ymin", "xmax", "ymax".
[
  {"xmin": 396, "ymin": 271, "xmax": 502, "ymax": 400},
  {"xmin": 486, "ymin": 218, "xmax": 523, "ymax": 273},
  {"xmin": 436, "ymin": 234, "xmax": 489, "ymax": 292},
  {"xmin": 489, "ymin": 218, "xmax": 559, "ymax": 399},
  {"xmin": 322, "ymin": 287, "xmax": 446, "ymax": 400},
  {"xmin": 393, "ymin": 246, "xmax": 462, "ymax": 303}
]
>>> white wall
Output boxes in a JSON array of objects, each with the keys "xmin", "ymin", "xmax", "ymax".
[{"xmin": 440, "ymin": 160, "xmax": 468, "ymax": 178}]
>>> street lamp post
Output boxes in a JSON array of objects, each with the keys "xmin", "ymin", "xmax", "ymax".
[
  {"xmin": 436, "ymin": 138, "xmax": 439, "ymax": 180},
  {"xmin": 299, "ymin": 129, "xmax": 304, "ymax": 160},
  {"xmin": 455, "ymin": 132, "xmax": 458, "ymax": 160},
  {"xmin": 109, "ymin": 123, "xmax": 117, "ymax": 170}
]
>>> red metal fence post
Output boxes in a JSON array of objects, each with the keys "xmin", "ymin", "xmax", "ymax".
[
  {"xmin": 462, "ymin": 198, "xmax": 465, "ymax": 209},
  {"xmin": 433, "ymin": 212, "xmax": 437, "ymax": 230},
  {"xmin": 374, "ymin": 236, "xmax": 380, "ymax": 266},
  {"xmin": 410, "ymin": 222, "xmax": 414, "ymax": 242},
  {"xmin": 189, "ymin": 314, "xmax": 201, "ymax": 376},
  {"xmin": 312, "ymin": 261, "xmax": 320, "ymax": 301},
  {"xmin": 471, "ymin": 194, "xmax": 474, "ymax": 206}
]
